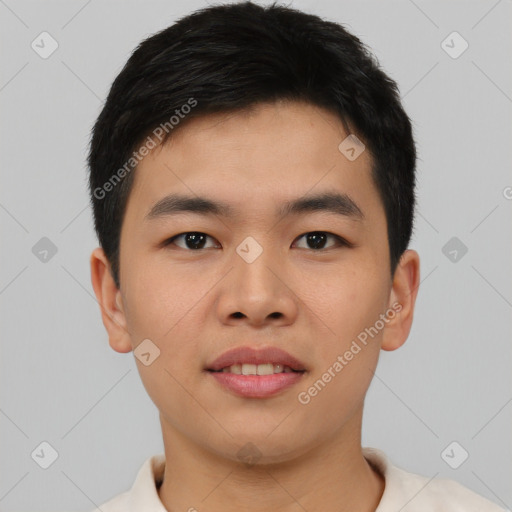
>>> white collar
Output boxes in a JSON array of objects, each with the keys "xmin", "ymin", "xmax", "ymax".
[{"xmin": 99, "ymin": 447, "xmax": 504, "ymax": 511}]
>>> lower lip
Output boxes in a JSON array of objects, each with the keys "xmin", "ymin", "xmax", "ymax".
[{"xmin": 208, "ymin": 371, "xmax": 305, "ymax": 398}]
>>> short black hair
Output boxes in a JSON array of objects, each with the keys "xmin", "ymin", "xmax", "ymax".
[{"xmin": 88, "ymin": 1, "xmax": 416, "ymax": 289}]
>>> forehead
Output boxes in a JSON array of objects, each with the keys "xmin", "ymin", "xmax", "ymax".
[{"xmin": 123, "ymin": 101, "xmax": 382, "ymax": 228}]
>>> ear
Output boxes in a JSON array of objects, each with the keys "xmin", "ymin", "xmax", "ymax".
[
  {"xmin": 381, "ymin": 249, "xmax": 420, "ymax": 352},
  {"xmin": 90, "ymin": 247, "xmax": 133, "ymax": 353}
]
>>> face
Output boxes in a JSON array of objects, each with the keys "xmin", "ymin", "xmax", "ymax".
[{"xmin": 91, "ymin": 100, "xmax": 419, "ymax": 464}]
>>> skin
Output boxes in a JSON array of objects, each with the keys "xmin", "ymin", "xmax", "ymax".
[{"xmin": 90, "ymin": 100, "xmax": 420, "ymax": 512}]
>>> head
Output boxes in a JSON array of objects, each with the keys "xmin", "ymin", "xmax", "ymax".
[{"xmin": 89, "ymin": 2, "xmax": 419, "ymax": 464}]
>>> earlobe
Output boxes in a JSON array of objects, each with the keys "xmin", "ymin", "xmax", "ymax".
[
  {"xmin": 90, "ymin": 247, "xmax": 133, "ymax": 354},
  {"xmin": 381, "ymin": 249, "xmax": 420, "ymax": 352}
]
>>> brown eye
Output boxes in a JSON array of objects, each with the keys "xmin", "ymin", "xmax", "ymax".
[
  {"xmin": 293, "ymin": 231, "xmax": 350, "ymax": 250},
  {"xmin": 165, "ymin": 232, "xmax": 219, "ymax": 250}
]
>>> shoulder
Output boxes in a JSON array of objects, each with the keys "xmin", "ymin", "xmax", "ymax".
[
  {"xmin": 88, "ymin": 453, "xmax": 167, "ymax": 512},
  {"xmin": 363, "ymin": 447, "xmax": 507, "ymax": 512}
]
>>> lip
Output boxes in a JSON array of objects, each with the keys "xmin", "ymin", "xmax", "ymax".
[
  {"xmin": 209, "ymin": 371, "xmax": 304, "ymax": 398},
  {"xmin": 206, "ymin": 346, "xmax": 307, "ymax": 372}
]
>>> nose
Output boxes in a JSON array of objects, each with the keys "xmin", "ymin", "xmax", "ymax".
[{"xmin": 215, "ymin": 245, "xmax": 299, "ymax": 328}]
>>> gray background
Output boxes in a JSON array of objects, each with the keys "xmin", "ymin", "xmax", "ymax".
[{"xmin": 1, "ymin": 0, "xmax": 511, "ymax": 510}]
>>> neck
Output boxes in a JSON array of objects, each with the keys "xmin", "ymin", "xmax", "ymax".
[{"xmin": 157, "ymin": 410, "xmax": 384, "ymax": 512}]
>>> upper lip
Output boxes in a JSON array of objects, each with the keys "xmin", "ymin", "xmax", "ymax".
[{"xmin": 206, "ymin": 346, "xmax": 307, "ymax": 372}]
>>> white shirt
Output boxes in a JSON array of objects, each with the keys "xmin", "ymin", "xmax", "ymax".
[{"xmin": 91, "ymin": 447, "xmax": 506, "ymax": 511}]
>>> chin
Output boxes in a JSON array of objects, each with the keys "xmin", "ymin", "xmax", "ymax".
[{"xmin": 209, "ymin": 429, "xmax": 315, "ymax": 467}]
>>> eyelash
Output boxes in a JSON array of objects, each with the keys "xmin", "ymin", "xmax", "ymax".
[{"xmin": 163, "ymin": 231, "xmax": 353, "ymax": 251}]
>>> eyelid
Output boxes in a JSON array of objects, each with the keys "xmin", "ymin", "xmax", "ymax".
[
  {"xmin": 163, "ymin": 231, "xmax": 353, "ymax": 250},
  {"xmin": 164, "ymin": 232, "xmax": 219, "ymax": 249},
  {"xmin": 292, "ymin": 232, "xmax": 353, "ymax": 249}
]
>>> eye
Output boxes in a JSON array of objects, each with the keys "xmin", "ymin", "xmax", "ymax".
[
  {"xmin": 163, "ymin": 231, "xmax": 351, "ymax": 251},
  {"xmin": 164, "ymin": 232, "xmax": 220, "ymax": 250},
  {"xmin": 293, "ymin": 231, "xmax": 351, "ymax": 250}
]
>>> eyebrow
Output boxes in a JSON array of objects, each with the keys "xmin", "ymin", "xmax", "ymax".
[{"xmin": 144, "ymin": 192, "xmax": 364, "ymax": 222}]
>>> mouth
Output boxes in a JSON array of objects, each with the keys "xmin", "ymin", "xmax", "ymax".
[
  {"xmin": 205, "ymin": 345, "xmax": 307, "ymax": 373},
  {"xmin": 208, "ymin": 363, "xmax": 305, "ymax": 375},
  {"xmin": 205, "ymin": 346, "xmax": 307, "ymax": 398}
]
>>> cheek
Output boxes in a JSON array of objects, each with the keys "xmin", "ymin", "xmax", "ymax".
[
  {"xmin": 310, "ymin": 265, "xmax": 389, "ymax": 347},
  {"xmin": 122, "ymin": 261, "xmax": 206, "ymax": 374},
  {"xmin": 124, "ymin": 273, "xmax": 203, "ymax": 410},
  {"xmin": 122, "ymin": 258, "xmax": 190, "ymax": 340}
]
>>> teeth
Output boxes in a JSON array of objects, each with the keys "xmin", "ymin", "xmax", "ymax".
[
  {"xmin": 220, "ymin": 363, "xmax": 297, "ymax": 375},
  {"xmin": 242, "ymin": 363, "xmax": 257, "ymax": 375},
  {"xmin": 231, "ymin": 364, "xmax": 242, "ymax": 374},
  {"xmin": 256, "ymin": 363, "xmax": 274, "ymax": 375}
]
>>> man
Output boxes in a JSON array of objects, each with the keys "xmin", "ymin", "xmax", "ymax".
[{"xmin": 88, "ymin": 2, "xmax": 505, "ymax": 510}]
